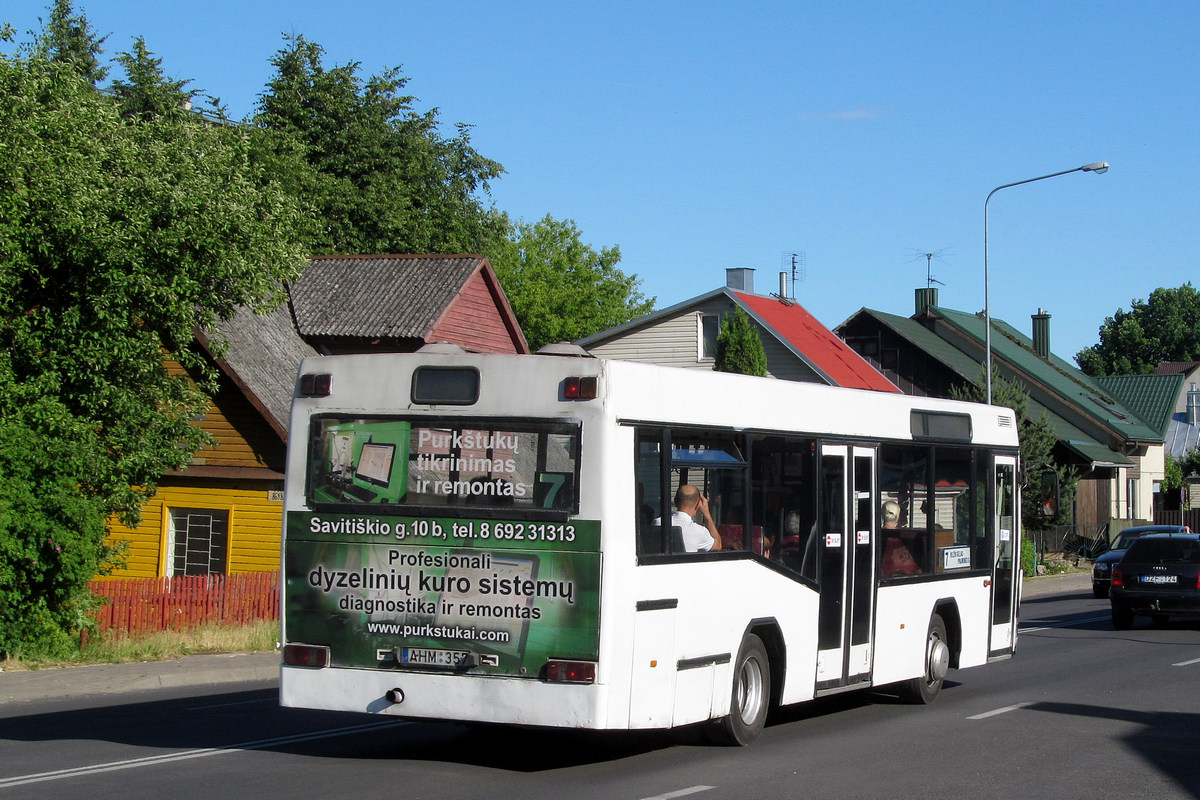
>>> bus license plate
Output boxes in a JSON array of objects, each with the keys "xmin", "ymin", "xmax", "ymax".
[
  {"xmin": 400, "ymin": 647, "xmax": 470, "ymax": 667},
  {"xmin": 1141, "ymin": 575, "xmax": 1178, "ymax": 584}
]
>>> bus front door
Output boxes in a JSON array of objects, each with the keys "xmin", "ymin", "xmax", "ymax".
[
  {"xmin": 989, "ymin": 455, "xmax": 1020, "ymax": 658},
  {"xmin": 815, "ymin": 444, "xmax": 877, "ymax": 690}
]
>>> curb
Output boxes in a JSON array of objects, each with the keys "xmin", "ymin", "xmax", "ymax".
[{"xmin": 0, "ymin": 651, "xmax": 279, "ymax": 705}]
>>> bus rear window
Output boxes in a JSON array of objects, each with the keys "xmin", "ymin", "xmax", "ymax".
[{"xmin": 306, "ymin": 416, "xmax": 580, "ymax": 514}]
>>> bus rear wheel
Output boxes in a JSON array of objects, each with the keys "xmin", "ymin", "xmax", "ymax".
[
  {"xmin": 711, "ymin": 633, "xmax": 770, "ymax": 746},
  {"xmin": 898, "ymin": 613, "xmax": 949, "ymax": 705}
]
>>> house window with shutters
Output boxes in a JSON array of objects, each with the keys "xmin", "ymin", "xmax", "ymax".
[{"xmin": 166, "ymin": 508, "xmax": 230, "ymax": 576}]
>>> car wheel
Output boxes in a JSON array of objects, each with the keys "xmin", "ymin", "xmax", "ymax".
[
  {"xmin": 1092, "ymin": 582, "xmax": 1108, "ymax": 599},
  {"xmin": 1111, "ymin": 607, "xmax": 1134, "ymax": 630},
  {"xmin": 711, "ymin": 633, "xmax": 771, "ymax": 746},
  {"xmin": 898, "ymin": 613, "xmax": 949, "ymax": 705}
]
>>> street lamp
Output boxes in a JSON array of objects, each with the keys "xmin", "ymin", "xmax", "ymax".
[{"xmin": 983, "ymin": 162, "xmax": 1109, "ymax": 404}]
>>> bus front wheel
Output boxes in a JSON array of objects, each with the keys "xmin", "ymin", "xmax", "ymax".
[
  {"xmin": 711, "ymin": 633, "xmax": 771, "ymax": 746},
  {"xmin": 898, "ymin": 613, "xmax": 949, "ymax": 705}
]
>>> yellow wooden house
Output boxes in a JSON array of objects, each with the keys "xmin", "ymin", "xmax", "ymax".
[{"xmin": 104, "ymin": 255, "xmax": 528, "ymax": 578}]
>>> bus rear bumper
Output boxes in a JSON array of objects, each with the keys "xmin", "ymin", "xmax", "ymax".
[{"xmin": 280, "ymin": 665, "xmax": 610, "ymax": 729}]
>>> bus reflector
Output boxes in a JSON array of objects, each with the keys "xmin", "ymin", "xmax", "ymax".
[
  {"xmin": 545, "ymin": 660, "xmax": 596, "ymax": 684},
  {"xmin": 563, "ymin": 376, "xmax": 598, "ymax": 400},
  {"xmin": 284, "ymin": 644, "xmax": 330, "ymax": 668},
  {"xmin": 299, "ymin": 373, "xmax": 332, "ymax": 397}
]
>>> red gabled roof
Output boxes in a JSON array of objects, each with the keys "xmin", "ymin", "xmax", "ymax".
[{"xmin": 733, "ymin": 292, "xmax": 900, "ymax": 393}]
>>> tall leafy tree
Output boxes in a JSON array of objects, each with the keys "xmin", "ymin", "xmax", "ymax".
[
  {"xmin": 951, "ymin": 368, "xmax": 1077, "ymax": 527},
  {"xmin": 0, "ymin": 46, "xmax": 306, "ymax": 656},
  {"xmin": 714, "ymin": 306, "xmax": 768, "ymax": 376},
  {"xmin": 254, "ymin": 34, "xmax": 507, "ymax": 256},
  {"xmin": 109, "ymin": 36, "xmax": 195, "ymax": 120},
  {"xmin": 1077, "ymin": 283, "xmax": 1200, "ymax": 376},
  {"xmin": 36, "ymin": 0, "xmax": 107, "ymax": 85},
  {"xmin": 490, "ymin": 215, "xmax": 654, "ymax": 351}
]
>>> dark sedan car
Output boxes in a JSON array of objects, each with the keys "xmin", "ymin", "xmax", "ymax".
[
  {"xmin": 1110, "ymin": 532, "xmax": 1200, "ymax": 629},
  {"xmin": 1092, "ymin": 525, "xmax": 1188, "ymax": 598}
]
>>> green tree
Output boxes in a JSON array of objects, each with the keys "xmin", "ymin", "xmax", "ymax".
[
  {"xmin": 1076, "ymin": 284, "xmax": 1200, "ymax": 376},
  {"xmin": 489, "ymin": 215, "xmax": 654, "ymax": 351},
  {"xmin": 951, "ymin": 367, "xmax": 1077, "ymax": 527},
  {"xmin": 254, "ymin": 34, "xmax": 507, "ymax": 256},
  {"xmin": 713, "ymin": 306, "xmax": 768, "ymax": 376},
  {"xmin": 109, "ymin": 36, "xmax": 195, "ymax": 120},
  {"xmin": 35, "ymin": 0, "xmax": 107, "ymax": 85},
  {"xmin": 0, "ymin": 47, "xmax": 306, "ymax": 656}
]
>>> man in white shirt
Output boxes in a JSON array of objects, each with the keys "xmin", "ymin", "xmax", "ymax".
[{"xmin": 668, "ymin": 484, "xmax": 723, "ymax": 553}]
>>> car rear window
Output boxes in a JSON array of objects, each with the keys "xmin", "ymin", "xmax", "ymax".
[{"xmin": 1126, "ymin": 538, "xmax": 1200, "ymax": 563}]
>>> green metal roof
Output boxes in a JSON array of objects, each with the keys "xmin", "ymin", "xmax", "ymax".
[
  {"xmin": 928, "ymin": 306, "xmax": 1160, "ymax": 444},
  {"xmin": 1094, "ymin": 373, "xmax": 1185, "ymax": 437}
]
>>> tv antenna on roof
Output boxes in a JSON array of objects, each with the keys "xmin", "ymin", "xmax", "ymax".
[
  {"xmin": 906, "ymin": 248, "xmax": 951, "ymax": 290},
  {"xmin": 779, "ymin": 252, "xmax": 806, "ymax": 299}
]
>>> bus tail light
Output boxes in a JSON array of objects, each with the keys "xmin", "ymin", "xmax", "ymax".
[
  {"xmin": 300, "ymin": 373, "xmax": 332, "ymax": 397},
  {"xmin": 545, "ymin": 660, "xmax": 596, "ymax": 684},
  {"xmin": 563, "ymin": 376, "xmax": 598, "ymax": 400},
  {"xmin": 1111, "ymin": 566, "xmax": 1123, "ymax": 589},
  {"xmin": 284, "ymin": 643, "xmax": 331, "ymax": 668}
]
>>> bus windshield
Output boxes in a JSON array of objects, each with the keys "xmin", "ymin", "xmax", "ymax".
[{"xmin": 306, "ymin": 416, "xmax": 581, "ymax": 514}]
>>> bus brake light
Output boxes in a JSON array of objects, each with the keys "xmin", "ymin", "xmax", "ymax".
[
  {"xmin": 545, "ymin": 659, "xmax": 596, "ymax": 684},
  {"xmin": 299, "ymin": 373, "xmax": 332, "ymax": 397},
  {"xmin": 284, "ymin": 643, "xmax": 331, "ymax": 668},
  {"xmin": 563, "ymin": 376, "xmax": 598, "ymax": 400}
]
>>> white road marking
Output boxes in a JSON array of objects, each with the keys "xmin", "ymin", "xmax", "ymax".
[
  {"xmin": 1173, "ymin": 657, "xmax": 1200, "ymax": 667},
  {"xmin": 968, "ymin": 701, "xmax": 1034, "ymax": 720},
  {"xmin": 1020, "ymin": 614, "xmax": 1110, "ymax": 633},
  {"xmin": 0, "ymin": 719, "xmax": 408, "ymax": 788},
  {"xmin": 640, "ymin": 787, "xmax": 716, "ymax": 800}
]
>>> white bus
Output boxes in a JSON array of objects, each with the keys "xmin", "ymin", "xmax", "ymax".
[{"xmin": 280, "ymin": 346, "xmax": 1021, "ymax": 744}]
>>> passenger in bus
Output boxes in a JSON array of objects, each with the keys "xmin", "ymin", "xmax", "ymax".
[
  {"xmin": 655, "ymin": 484, "xmax": 722, "ymax": 552},
  {"xmin": 880, "ymin": 500, "xmax": 921, "ymax": 577}
]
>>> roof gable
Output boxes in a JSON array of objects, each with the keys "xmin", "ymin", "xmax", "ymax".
[
  {"xmin": 288, "ymin": 255, "xmax": 526, "ymax": 351},
  {"xmin": 1094, "ymin": 373, "xmax": 1185, "ymax": 437},
  {"xmin": 732, "ymin": 293, "xmax": 899, "ymax": 392}
]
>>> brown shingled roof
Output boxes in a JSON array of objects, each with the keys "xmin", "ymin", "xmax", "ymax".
[{"xmin": 289, "ymin": 254, "xmax": 487, "ymax": 339}]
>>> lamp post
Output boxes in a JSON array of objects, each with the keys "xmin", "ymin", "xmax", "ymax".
[{"xmin": 983, "ymin": 162, "xmax": 1109, "ymax": 404}]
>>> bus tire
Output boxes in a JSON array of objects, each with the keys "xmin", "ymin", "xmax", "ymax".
[
  {"xmin": 898, "ymin": 613, "xmax": 949, "ymax": 705},
  {"xmin": 711, "ymin": 633, "xmax": 771, "ymax": 746}
]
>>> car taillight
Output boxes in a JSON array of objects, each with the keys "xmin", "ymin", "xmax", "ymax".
[{"xmin": 1111, "ymin": 566, "xmax": 1123, "ymax": 588}]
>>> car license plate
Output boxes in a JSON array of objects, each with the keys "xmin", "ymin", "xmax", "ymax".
[
  {"xmin": 1141, "ymin": 575, "xmax": 1178, "ymax": 584},
  {"xmin": 400, "ymin": 647, "xmax": 470, "ymax": 666}
]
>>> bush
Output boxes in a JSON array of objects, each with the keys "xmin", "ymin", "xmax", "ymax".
[{"xmin": 1021, "ymin": 536, "xmax": 1036, "ymax": 578}]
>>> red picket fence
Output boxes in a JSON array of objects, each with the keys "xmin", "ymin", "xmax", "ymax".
[{"xmin": 87, "ymin": 572, "xmax": 279, "ymax": 636}]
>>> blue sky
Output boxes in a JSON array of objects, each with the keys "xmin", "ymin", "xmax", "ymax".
[{"xmin": 7, "ymin": 1, "xmax": 1198, "ymax": 362}]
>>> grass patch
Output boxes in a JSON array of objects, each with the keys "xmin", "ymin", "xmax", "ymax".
[{"xmin": 1, "ymin": 621, "xmax": 279, "ymax": 672}]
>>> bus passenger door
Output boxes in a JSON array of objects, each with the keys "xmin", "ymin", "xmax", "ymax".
[
  {"xmin": 989, "ymin": 455, "xmax": 1020, "ymax": 658},
  {"xmin": 815, "ymin": 445, "xmax": 877, "ymax": 690}
]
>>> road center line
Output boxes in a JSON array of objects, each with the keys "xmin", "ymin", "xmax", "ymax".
[
  {"xmin": 0, "ymin": 719, "xmax": 408, "ymax": 789},
  {"xmin": 640, "ymin": 786, "xmax": 716, "ymax": 800},
  {"xmin": 1173, "ymin": 657, "xmax": 1200, "ymax": 667},
  {"xmin": 968, "ymin": 702, "xmax": 1034, "ymax": 720},
  {"xmin": 1021, "ymin": 614, "xmax": 1110, "ymax": 633}
]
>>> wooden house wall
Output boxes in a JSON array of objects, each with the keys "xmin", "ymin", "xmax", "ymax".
[
  {"xmin": 103, "ymin": 479, "xmax": 283, "ymax": 578},
  {"xmin": 429, "ymin": 271, "xmax": 522, "ymax": 353},
  {"xmin": 165, "ymin": 359, "xmax": 286, "ymax": 471}
]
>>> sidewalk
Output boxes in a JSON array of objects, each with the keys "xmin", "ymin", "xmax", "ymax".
[
  {"xmin": 0, "ymin": 651, "xmax": 279, "ymax": 705},
  {"xmin": 1020, "ymin": 569, "xmax": 1091, "ymax": 598}
]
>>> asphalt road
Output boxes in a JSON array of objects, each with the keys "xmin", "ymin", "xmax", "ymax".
[{"xmin": 2, "ymin": 571, "xmax": 1197, "ymax": 800}]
